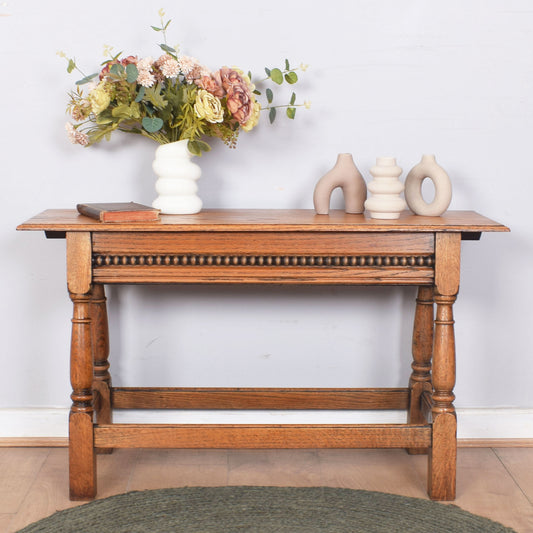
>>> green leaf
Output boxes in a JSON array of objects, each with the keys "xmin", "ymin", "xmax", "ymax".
[
  {"xmin": 285, "ymin": 71, "xmax": 298, "ymax": 84},
  {"xmin": 112, "ymin": 104, "xmax": 131, "ymax": 119},
  {"xmin": 270, "ymin": 68, "xmax": 283, "ymax": 85},
  {"xmin": 286, "ymin": 107, "xmax": 296, "ymax": 119},
  {"xmin": 253, "ymin": 89, "xmax": 261, "ymax": 95},
  {"xmin": 151, "ymin": 25, "xmax": 162, "ymax": 31},
  {"xmin": 163, "ymin": 19, "xmax": 172, "ymax": 29},
  {"xmin": 159, "ymin": 43, "xmax": 176, "ymax": 54},
  {"xmin": 126, "ymin": 63, "xmax": 139, "ymax": 83},
  {"xmin": 247, "ymin": 71, "xmax": 252, "ymax": 80},
  {"xmin": 264, "ymin": 67, "xmax": 271, "ymax": 77},
  {"xmin": 269, "ymin": 107, "xmax": 277, "ymax": 124},
  {"xmin": 95, "ymin": 111, "xmax": 114, "ymax": 124},
  {"xmin": 109, "ymin": 63, "xmax": 124, "ymax": 76},
  {"xmin": 266, "ymin": 88, "xmax": 274, "ymax": 104},
  {"xmin": 100, "ymin": 52, "xmax": 123, "ymax": 66},
  {"xmin": 67, "ymin": 59, "xmax": 76, "ymax": 73},
  {"xmin": 144, "ymin": 84, "xmax": 168, "ymax": 109},
  {"xmin": 285, "ymin": 59, "xmax": 290, "ymax": 70},
  {"xmin": 135, "ymin": 86, "xmax": 146, "ymax": 103},
  {"xmin": 112, "ymin": 102, "xmax": 141, "ymax": 120},
  {"xmin": 142, "ymin": 116, "xmax": 164, "ymax": 133},
  {"xmin": 144, "ymin": 101, "xmax": 155, "ymax": 115},
  {"xmin": 164, "ymin": 84, "xmax": 185, "ymax": 113},
  {"xmin": 290, "ymin": 92, "xmax": 296, "ymax": 105},
  {"xmin": 188, "ymin": 139, "xmax": 211, "ymax": 156},
  {"xmin": 75, "ymin": 73, "xmax": 99, "ymax": 85},
  {"xmin": 89, "ymin": 123, "xmax": 118, "ymax": 144}
]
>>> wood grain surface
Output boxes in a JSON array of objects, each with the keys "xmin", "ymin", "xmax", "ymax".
[{"xmin": 18, "ymin": 209, "xmax": 509, "ymax": 234}]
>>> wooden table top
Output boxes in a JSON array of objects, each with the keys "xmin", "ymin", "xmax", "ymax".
[{"xmin": 17, "ymin": 209, "xmax": 509, "ymax": 234}]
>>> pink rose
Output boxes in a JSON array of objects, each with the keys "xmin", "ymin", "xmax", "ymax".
[
  {"xmin": 217, "ymin": 67, "xmax": 255, "ymax": 125},
  {"xmin": 121, "ymin": 55, "xmax": 138, "ymax": 66},
  {"xmin": 218, "ymin": 67, "xmax": 245, "ymax": 90},
  {"xmin": 195, "ymin": 75, "xmax": 225, "ymax": 98},
  {"xmin": 226, "ymin": 83, "xmax": 254, "ymax": 125}
]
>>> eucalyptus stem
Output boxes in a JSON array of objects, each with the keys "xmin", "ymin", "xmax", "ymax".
[
  {"xmin": 261, "ymin": 104, "xmax": 306, "ymax": 110},
  {"xmin": 159, "ymin": 10, "xmax": 168, "ymax": 46},
  {"xmin": 75, "ymin": 66, "xmax": 90, "ymax": 78},
  {"xmin": 259, "ymin": 67, "xmax": 302, "ymax": 83}
]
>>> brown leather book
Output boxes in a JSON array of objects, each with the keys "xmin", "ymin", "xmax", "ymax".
[{"xmin": 76, "ymin": 202, "xmax": 160, "ymax": 223}]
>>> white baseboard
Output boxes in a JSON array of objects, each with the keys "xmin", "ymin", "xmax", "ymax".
[{"xmin": 1, "ymin": 407, "xmax": 532, "ymax": 441}]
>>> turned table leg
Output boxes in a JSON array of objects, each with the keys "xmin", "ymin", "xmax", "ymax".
[
  {"xmin": 428, "ymin": 233, "xmax": 460, "ymax": 501},
  {"xmin": 91, "ymin": 284, "xmax": 113, "ymax": 454},
  {"xmin": 429, "ymin": 291, "xmax": 457, "ymax": 500},
  {"xmin": 407, "ymin": 285, "xmax": 434, "ymax": 455},
  {"xmin": 67, "ymin": 232, "xmax": 96, "ymax": 500},
  {"xmin": 69, "ymin": 290, "xmax": 96, "ymax": 500}
]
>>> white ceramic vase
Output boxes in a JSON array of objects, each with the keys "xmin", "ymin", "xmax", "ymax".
[
  {"xmin": 313, "ymin": 154, "xmax": 367, "ymax": 214},
  {"xmin": 404, "ymin": 154, "xmax": 452, "ymax": 216},
  {"xmin": 152, "ymin": 140, "xmax": 202, "ymax": 215},
  {"xmin": 364, "ymin": 157, "xmax": 407, "ymax": 219}
]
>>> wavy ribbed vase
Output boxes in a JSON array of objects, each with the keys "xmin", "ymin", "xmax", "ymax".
[
  {"xmin": 152, "ymin": 140, "xmax": 202, "ymax": 215},
  {"xmin": 364, "ymin": 157, "xmax": 407, "ymax": 219}
]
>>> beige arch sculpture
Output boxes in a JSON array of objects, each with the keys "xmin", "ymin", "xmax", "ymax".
[{"xmin": 313, "ymin": 154, "xmax": 367, "ymax": 215}]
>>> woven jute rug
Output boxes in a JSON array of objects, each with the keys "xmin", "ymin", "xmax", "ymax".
[{"xmin": 17, "ymin": 486, "xmax": 516, "ymax": 532}]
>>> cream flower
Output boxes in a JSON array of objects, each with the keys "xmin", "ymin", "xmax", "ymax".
[
  {"xmin": 137, "ymin": 56, "xmax": 154, "ymax": 71},
  {"xmin": 65, "ymin": 122, "xmax": 77, "ymax": 143},
  {"xmin": 70, "ymin": 101, "xmax": 91, "ymax": 121},
  {"xmin": 137, "ymin": 69, "xmax": 156, "ymax": 88},
  {"xmin": 77, "ymin": 131, "xmax": 89, "ymax": 146},
  {"xmin": 158, "ymin": 54, "xmax": 180, "ymax": 78},
  {"xmin": 185, "ymin": 65, "xmax": 210, "ymax": 83},
  {"xmin": 178, "ymin": 55, "xmax": 199, "ymax": 76},
  {"xmin": 178, "ymin": 55, "xmax": 210, "ymax": 83},
  {"xmin": 65, "ymin": 123, "xmax": 89, "ymax": 146},
  {"xmin": 88, "ymin": 81, "xmax": 111, "ymax": 115},
  {"xmin": 194, "ymin": 89, "xmax": 224, "ymax": 123}
]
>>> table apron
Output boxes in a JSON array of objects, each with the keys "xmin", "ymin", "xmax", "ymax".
[
  {"xmin": 92, "ymin": 231, "xmax": 435, "ymax": 255},
  {"xmin": 91, "ymin": 231, "xmax": 435, "ymax": 285},
  {"xmin": 92, "ymin": 266, "xmax": 433, "ymax": 285}
]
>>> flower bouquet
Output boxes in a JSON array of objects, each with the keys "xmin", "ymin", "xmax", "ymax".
[{"xmin": 62, "ymin": 10, "xmax": 308, "ymax": 157}]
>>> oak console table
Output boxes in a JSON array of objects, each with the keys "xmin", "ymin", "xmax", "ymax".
[{"xmin": 18, "ymin": 209, "xmax": 508, "ymax": 501}]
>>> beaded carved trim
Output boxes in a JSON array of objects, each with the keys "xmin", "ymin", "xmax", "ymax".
[{"xmin": 93, "ymin": 254, "xmax": 434, "ymax": 268}]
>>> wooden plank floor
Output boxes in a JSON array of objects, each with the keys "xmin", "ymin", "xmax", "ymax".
[{"xmin": 1, "ymin": 447, "xmax": 531, "ymax": 532}]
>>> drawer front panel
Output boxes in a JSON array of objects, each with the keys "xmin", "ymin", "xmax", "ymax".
[
  {"xmin": 92, "ymin": 232, "xmax": 435, "ymax": 256},
  {"xmin": 92, "ymin": 232, "xmax": 435, "ymax": 285}
]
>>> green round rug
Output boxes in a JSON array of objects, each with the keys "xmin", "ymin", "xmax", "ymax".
[{"xmin": 17, "ymin": 486, "xmax": 516, "ymax": 532}]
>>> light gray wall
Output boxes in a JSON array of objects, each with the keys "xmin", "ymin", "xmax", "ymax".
[{"xmin": 2, "ymin": 0, "xmax": 530, "ymax": 414}]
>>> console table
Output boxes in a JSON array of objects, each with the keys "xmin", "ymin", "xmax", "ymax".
[{"xmin": 18, "ymin": 209, "xmax": 508, "ymax": 501}]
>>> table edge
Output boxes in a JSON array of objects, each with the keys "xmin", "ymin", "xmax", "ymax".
[{"xmin": 17, "ymin": 209, "xmax": 510, "ymax": 234}]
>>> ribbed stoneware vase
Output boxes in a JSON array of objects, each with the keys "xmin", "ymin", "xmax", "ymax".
[
  {"xmin": 364, "ymin": 156, "xmax": 407, "ymax": 219},
  {"xmin": 152, "ymin": 140, "xmax": 202, "ymax": 215}
]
